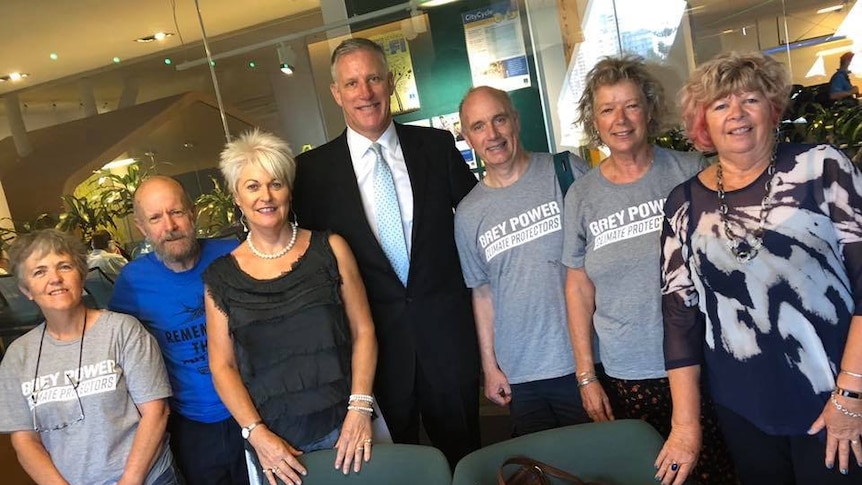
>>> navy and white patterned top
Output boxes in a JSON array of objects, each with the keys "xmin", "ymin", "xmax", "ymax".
[{"xmin": 661, "ymin": 143, "xmax": 862, "ymax": 435}]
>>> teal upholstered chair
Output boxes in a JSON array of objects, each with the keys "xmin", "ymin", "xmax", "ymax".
[
  {"xmin": 453, "ymin": 419, "xmax": 681, "ymax": 485},
  {"xmin": 298, "ymin": 444, "xmax": 452, "ymax": 485}
]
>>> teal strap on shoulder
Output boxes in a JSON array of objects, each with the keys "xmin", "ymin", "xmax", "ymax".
[{"xmin": 553, "ymin": 151, "xmax": 575, "ymax": 194}]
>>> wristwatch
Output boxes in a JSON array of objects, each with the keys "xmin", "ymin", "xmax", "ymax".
[{"xmin": 241, "ymin": 420, "xmax": 263, "ymax": 440}]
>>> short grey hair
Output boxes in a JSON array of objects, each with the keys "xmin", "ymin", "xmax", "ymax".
[
  {"xmin": 8, "ymin": 229, "xmax": 88, "ymax": 289},
  {"xmin": 577, "ymin": 55, "xmax": 667, "ymax": 147},
  {"xmin": 330, "ymin": 38, "xmax": 389, "ymax": 81},
  {"xmin": 219, "ymin": 129, "xmax": 296, "ymax": 196}
]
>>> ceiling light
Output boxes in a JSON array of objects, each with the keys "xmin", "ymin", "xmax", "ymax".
[
  {"xmin": 101, "ymin": 158, "xmax": 138, "ymax": 170},
  {"xmin": 164, "ymin": 58, "xmax": 172, "ymax": 65},
  {"xmin": 277, "ymin": 45, "xmax": 296, "ymax": 76},
  {"xmin": 0, "ymin": 72, "xmax": 29, "ymax": 82},
  {"xmin": 49, "ymin": 53, "xmax": 58, "ymax": 61},
  {"xmin": 113, "ymin": 57, "xmax": 121, "ymax": 63},
  {"xmin": 722, "ymin": 29, "xmax": 735, "ymax": 34},
  {"xmin": 135, "ymin": 32, "xmax": 175, "ymax": 43},
  {"xmin": 818, "ymin": 4, "xmax": 845, "ymax": 14},
  {"xmin": 248, "ymin": 61, "xmax": 257, "ymax": 69},
  {"xmin": 417, "ymin": 0, "xmax": 461, "ymax": 6}
]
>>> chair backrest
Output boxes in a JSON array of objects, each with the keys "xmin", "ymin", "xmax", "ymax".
[
  {"xmin": 84, "ymin": 267, "xmax": 115, "ymax": 309},
  {"xmin": 298, "ymin": 444, "xmax": 451, "ymax": 485},
  {"xmin": 452, "ymin": 420, "xmax": 672, "ymax": 485}
]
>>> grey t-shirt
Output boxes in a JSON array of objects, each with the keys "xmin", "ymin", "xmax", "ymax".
[
  {"xmin": 562, "ymin": 146, "xmax": 704, "ymax": 380},
  {"xmin": 0, "ymin": 311, "xmax": 173, "ymax": 485},
  {"xmin": 455, "ymin": 152, "xmax": 589, "ymax": 384}
]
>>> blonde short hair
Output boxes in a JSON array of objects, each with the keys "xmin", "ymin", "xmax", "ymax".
[
  {"xmin": 219, "ymin": 129, "xmax": 296, "ymax": 196},
  {"xmin": 679, "ymin": 51, "xmax": 790, "ymax": 151},
  {"xmin": 577, "ymin": 55, "xmax": 667, "ymax": 147}
]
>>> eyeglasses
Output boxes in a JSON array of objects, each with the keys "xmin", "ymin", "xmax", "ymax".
[{"xmin": 31, "ymin": 374, "xmax": 85, "ymax": 433}]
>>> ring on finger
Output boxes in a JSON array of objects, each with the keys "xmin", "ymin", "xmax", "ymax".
[
  {"xmin": 274, "ymin": 466, "xmax": 280, "ymax": 474},
  {"xmin": 356, "ymin": 446, "xmax": 364, "ymax": 451},
  {"xmin": 364, "ymin": 438, "xmax": 373, "ymax": 444},
  {"xmin": 670, "ymin": 462, "xmax": 679, "ymax": 472},
  {"xmin": 853, "ymin": 439, "xmax": 860, "ymax": 444}
]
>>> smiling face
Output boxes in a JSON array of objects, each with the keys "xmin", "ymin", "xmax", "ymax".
[
  {"xmin": 234, "ymin": 162, "xmax": 290, "ymax": 232},
  {"xmin": 704, "ymin": 90, "xmax": 774, "ymax": 162},
  {"xmin": 134, "ymin": 178, "xmax": 199, "ymax": 271},
  {"xmin": 330, "ymin": 48, "xmax": 394, "ymax": 141},
  {"xmin": 19, "ymin": 251, "xmax": 84, "ymax": 312},
  {"xmin": 592, "ymin": 80, "xmax": 650, "ymax": 157},
  {"xmin": 460, "ymin": 88, "xmax": 522, "ymax": 169}
]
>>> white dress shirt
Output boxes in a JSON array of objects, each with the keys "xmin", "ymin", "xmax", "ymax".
[{"xmin": 346, "ymin": 122, "xmax": 414, "ymax": 254}]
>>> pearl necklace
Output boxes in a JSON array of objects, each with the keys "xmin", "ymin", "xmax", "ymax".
[
  {"xmin": 716, "ymin": 150, "xmax": 776, "ymax": 264},
  {"xmin": 246, "ymin": 222, "xmax": 298, "ymax": 260}
]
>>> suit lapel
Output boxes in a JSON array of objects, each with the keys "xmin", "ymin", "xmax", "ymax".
[
  {"xmin": 332, "ymin": 131, "xmax": 411, "ymax": 277},
  {"xmin": 329, "ymin": 133, "xmax": 381, "ymax": 249},
  {"xmin": 395, "ymin": 124, "xmax": 427, "ymax": 252}
]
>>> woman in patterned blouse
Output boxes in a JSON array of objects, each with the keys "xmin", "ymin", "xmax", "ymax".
[{"xmin": 656, "ymin": 51, "xmax": 862, "ymax": 484}]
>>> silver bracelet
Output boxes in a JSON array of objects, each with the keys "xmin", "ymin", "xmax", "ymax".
[
  {"xmin": 577, "ymin": 376, "xmax": 598, "ymax": 388},
  {"xmin": 831, "ymin": 395, "xmax": 862, "ymax": 419}
]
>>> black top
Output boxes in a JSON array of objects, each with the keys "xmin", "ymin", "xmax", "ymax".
[{"xmin": 204, "ymin": 230, "xmax": 351, "ymax": 447}]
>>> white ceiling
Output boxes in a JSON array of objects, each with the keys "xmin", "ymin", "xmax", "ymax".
[
  {"xmin": 0, "ymin": 0, "xmax": 849, "ymax": 114},
  {"xmin": 0, "ymin": 0, "xmax": 320, "ymax": 97}
]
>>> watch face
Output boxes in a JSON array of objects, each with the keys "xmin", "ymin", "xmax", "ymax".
[{"xmin": 242, "ymin": 427, "xmax": 250, "ymax": 439}]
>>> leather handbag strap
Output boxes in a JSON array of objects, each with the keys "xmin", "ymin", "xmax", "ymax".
[{"xmin": 498, "ymin": 456, "xmax": 588, "ymax": 485}]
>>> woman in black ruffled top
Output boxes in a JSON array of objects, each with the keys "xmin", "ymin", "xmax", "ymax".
[{"xmin": 204, "ymin": 129, "xmax": 378, "ymax": 484}]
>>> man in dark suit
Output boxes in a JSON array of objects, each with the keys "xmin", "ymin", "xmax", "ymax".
[{"xmin": 294, "ymin": 38, "xmax": 481, "ymax": 466}]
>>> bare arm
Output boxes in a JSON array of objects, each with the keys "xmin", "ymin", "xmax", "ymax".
[
  {"xmin": 565, "ymin": 267, "xmax": 613, "ymax": 421},
  {"xmin": 117, "ymin": 399, "xmax": 169, "ymax": 485},
  {"xmin": 329, "ymin": 234, "xmax": 378, "ymax": 474},
  {"xmin": 655, "ymin": 365, "xmax": 702, "ymax": 485},
  {"xmin": 810, "ymin": 314, "xmax": 862, "ymax": 473},
  {"xmin": 472, "ymin": 284, "xmax": 510, "ymax": 406},
  {"xmin": 205, "ymin": 288, "xmax": 306, "ymax": 485},
  {"xmin": 10, "ymin": 431, "xmax": 70, "ymax": 485}
]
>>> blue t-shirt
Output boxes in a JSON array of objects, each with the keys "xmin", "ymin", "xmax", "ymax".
[
  {"xmin": 110, "ymin": 238, "xmax": 238, "ymax": 423},
  {"xmin": 830, "ymin": 69, "xmax": 853, "ymax": 94}
]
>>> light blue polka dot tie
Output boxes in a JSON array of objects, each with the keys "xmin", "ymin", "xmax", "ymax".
[{"xmin": 371, "ymin": 143, "xmax": 409, "ymax": 286}]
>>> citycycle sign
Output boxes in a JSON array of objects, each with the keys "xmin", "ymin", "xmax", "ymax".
[{"xmin": 462, "ymin": 8, "xmax": 495, "ymax": 24}]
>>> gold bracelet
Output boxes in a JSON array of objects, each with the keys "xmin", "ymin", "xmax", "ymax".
[
  {"xmin": 835, "ymin": 386, "xmax": 862, "ymax": 400},
  {"xmin": 841, "ymin": 370, "xmax": 862, "ymax": 379}
]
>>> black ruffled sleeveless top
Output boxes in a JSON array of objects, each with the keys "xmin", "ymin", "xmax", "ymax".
[{"xmin": 204, "ymin": 231, "xmax": 351, "ymax": 446}]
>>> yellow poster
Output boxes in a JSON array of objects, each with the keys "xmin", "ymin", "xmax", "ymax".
[{"xmin": 371, "ymin": 31, "xmax": 421, "ymax": 115}]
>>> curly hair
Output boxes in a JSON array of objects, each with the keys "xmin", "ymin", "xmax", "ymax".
[
  {"xmin": 679, "ymin": 51, "xmax": 791, "ymax": 152},
  {"xmin": 577, "ymin": 55, "xmax": 667, "ymax": 147},
  {"xmin": 8, "ymin": 229, "xmax": 88, "ymax": 290}
]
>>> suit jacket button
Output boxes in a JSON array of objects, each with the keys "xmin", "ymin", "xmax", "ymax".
[{"xmin": 406, "ymin": 297, "xmax": 413, "ymax": 304}]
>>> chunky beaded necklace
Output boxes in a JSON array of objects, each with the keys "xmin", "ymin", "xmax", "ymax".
[
  {"xmin": 715, "ymin": 151, "xmax": 776, "ymax": 264},
  {"xmin": 246, "ymin": 221, "xmax": 298, "ymax": 260}
]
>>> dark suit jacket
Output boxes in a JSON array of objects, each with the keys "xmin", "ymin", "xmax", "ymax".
[{"xmin": 294, "ymin": 123, "xmax": 479, "ymax": 393}]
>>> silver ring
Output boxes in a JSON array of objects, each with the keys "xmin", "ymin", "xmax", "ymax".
[
  {"xmin": 364, "ymin": 438, "xmax": 372, "ymax": 443},
  {"xmin": 356, "ymin": 446, "xmax": 364, "ymax": 451}
]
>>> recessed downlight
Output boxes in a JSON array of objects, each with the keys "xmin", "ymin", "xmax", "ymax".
[{"xmin": 135, "ymin": 32, "xmax": 175, "ymax": 43}]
